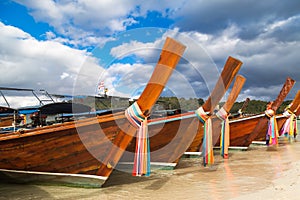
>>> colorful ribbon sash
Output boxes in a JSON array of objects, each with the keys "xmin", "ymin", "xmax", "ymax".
[
  {"xmin": 265, "ymin": 109, "xmax": 278, "ymax": 145},
  {"xmin": 195, "ymin": 107, "xmax": 214, "ymax": 166},
  {"xmin": 125, "ymin": 102, "xmax": 150, "ymax": 176},
  {"xmin": 280, "ymin": 109, "xmax": 296, "ymax": 141},
  {"xmin": 216, "ymin": 107, "xmax": 229, "ymax": 159},
  {"xmin": 295, "ymin": 117, "xmax": 298, "ymax": 137}
]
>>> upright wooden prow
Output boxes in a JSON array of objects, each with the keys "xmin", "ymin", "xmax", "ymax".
[
  {"xmin": 215, "ymin": 75, "xmax": 246, "ymax": 158},
  {"xmin": 137, "ymin": 37, "xmax": 186, "ymax": 115},
  {"xmin": 196, "ymin": 57, "xmax": 242, "ymax": 166},
  {"xmin": 229, "ymin": 97, "xmax": 250, "ymax": 119},
  {"xmin": 295, "ymin": 104, "xmax": 300, "ymax": 116},
  {"xmin": 202, "ymin": 56, "xmax": 243, "ymax": 113},
  {"xmin": 240, "ymin": 97, "xmax": 250, "ymax": 112},
  {"xmin": 271, "ymin": 77, "xmax": 295, "ymax": 111},
  {"xmin": 245, "ymin": 77, "xmax": 295, "ymax": 144},
  {"xmin": 288, "ymin": 90, "xmax": 300, "ymax": 113},
  {"xmin": 96, "ymin": 37, "xmax": 186, "ymax": 177},
  {"xmin": 222, "ymin": 75, "xmax": 246, "ymax": 113}
]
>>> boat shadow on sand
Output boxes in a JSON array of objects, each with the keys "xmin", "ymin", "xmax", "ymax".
[{"xmin": 102, "ymin": 169, "xmax": 171, "ymax": 190}]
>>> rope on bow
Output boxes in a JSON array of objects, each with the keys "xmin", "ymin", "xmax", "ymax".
[
  {"xmin": 195, "ymin": 107, "xmax": 214, "ymax": 166},
  {"xmin": 265, "ymin": 109, "xmax": 278, "ymax": 145},
  {"xmin": 125, "ymin": 102, "xmax": 150, "ymax": 176},
  {"xmin": 216, "ymin": 107, "xmax": 230, "ymax": 159}
]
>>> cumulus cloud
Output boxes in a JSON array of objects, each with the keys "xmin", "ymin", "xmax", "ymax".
[
  {"xmin": 11, "ymin": 0, "xmax": 133, "ymax": 47},
  {"xmin": 110, "ymin": 39, "xmax": 159, "ymax": 60},
  {"xmin": 5, "ymin": 0, "xmax": 300, "ymax": 102},
  {"xmin": 108, "ymin": 29, "xmax": 223, "ymax": 99},
  {"xmin": 12, "ymin": 0, "xmax": 186, "ymax": 47},
  {"xmin": 158, "ymin": 24, "xmax": 300, "ymax": 101},
  {"xmin": 263, "ymin": 15, "xmax": 300, "ymax": 42},
  {"xmin": 0, "ymin": 22, "xmax": 103, "ymax": 104},
  {"xmin": 172, "ymin": 0, "xmax": 300, "ymax": 39},
  {"xmin": 106, "ymin": 23, "xmax": 300, "ymax": 101}
]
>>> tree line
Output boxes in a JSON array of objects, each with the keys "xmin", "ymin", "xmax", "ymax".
[
  {"xmin": 78, "ymin": 95, "xmax": 292, "ymax": 115},
  {"xmin": 156, "ymin": 97, "xmax": 292, "ymax": 115}
]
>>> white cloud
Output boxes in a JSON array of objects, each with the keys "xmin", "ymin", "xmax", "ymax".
[
  {"xmin": 0, "ymin": 96, "xmax": 42, "ymax": 108},
  {"xmin": 264, "ymin": 15, "xmax": 300, "ymax": 33},
  {"xmin": 108, "ymin": 30, "xmax": 219, "ymax": 99},
  {"xmin": 13, "ymin": 0, "xmax": 139, "ymax": 46},
  {"xmin": 45, "ymin": 31, "xmax": 56, "ymax": 40},
  {"xmin": 4, "ymin": 0, "xmax": 300, "ymax": 102},
  {"xmin": 60, "ymin": 72, "xmax": 69, "ymax": 80},
  {"xmin": 134, "ymin": 26, "xmax": 300, "ymax": 101},
  {"xmin": 110, "ymin": 39, "xmax": 161, "ymax": 60},
  {"xmin": 12, "ymin": 0, "xmax": 186, "ymax": 47},
  {"xmin": 0, "ymin": 22, "xmax": 104, "ymax": 106},
  {"xmin": 101, "ymin": 63, "xmax": 154, "ymax": 98}
]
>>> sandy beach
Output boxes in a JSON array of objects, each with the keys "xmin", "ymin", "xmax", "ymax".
[{"xmin": 1, "ymin": 137, "xmax": 300, "ymax": 200}]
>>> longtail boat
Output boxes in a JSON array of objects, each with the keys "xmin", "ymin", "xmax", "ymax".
[
  {"xmin": 120, "ymin": 56, "xmax": 243, "ymax": 168},
  {"xmin": 0, "ymin": 89, "xmax": 91, "ymax": 130},
  {"xmin": 221, "ymin": 77, "xmax": 295, "ymax": 148},
  {"xmin": 295, "ymin": 104, "xmax": 300, "ymax": 138},
  {"xmin": 0, "ymin": 87, "xmax": 57, "ymax": 129},
  {"xmin": 0, "ymin": 37, "xmax": 186, "ymax": 187},
  {"xmin": 228, "ymin": 97, "xmax": 250, "ymax": 119},
  {"xmin": 188, "ymin": 75, "xmax": 246, "ymax": 158},
  {"xmin": 252, "ymin": 90, "xmax": 300, "ymax": 143},
  {"xmin": 270, "ymin": 90, "xmax": 300, "ymax": 141},
  {"xmin": 296, "ymin": 104, "xmax": 300, "ymax": 117},
  {"xmin": 0, "ymin": 89, "xmax": 22, "ymax": 128},
  {"xmin": 0, "ymin": 106, "xmax": 18, "ymax": 128}
]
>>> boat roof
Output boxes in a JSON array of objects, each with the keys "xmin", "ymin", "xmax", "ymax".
[
  {"xmin": 17, "ymin": 102, "xmax": 92, "ymax": 115},
  {"xmin": 0, "ymin": 106, "xmax": 17, "ymax": 114},
  {"xmin": 39, "ymin": 102, "xmax": 91, "ymax": 115},
  {"xmin": 59, "ymin": 107, "xmax": 126, "ymax": 117}
]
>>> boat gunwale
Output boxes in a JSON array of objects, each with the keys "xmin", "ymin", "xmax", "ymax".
[
  {"xmin": 0, "ymin": 111, "xmax": 126, "ymax": 141},
  {"xmin": 229, "ymin": 113, "xmax": 265, "ymax": 123}
]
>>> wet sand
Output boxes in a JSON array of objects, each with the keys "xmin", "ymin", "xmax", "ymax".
[{"xmin": 1, "ymin": 136, "xmax": 300, "ymax": 200}]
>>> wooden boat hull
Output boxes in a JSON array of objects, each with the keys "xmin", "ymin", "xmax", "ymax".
[
  {"xmin": 0, "ymin": 116, "xmax": 14, "ymax": 127},
  {"xmin": 226, "ymin": 114, "xmax": 266, "ymax": 147},
  {"xmin": 0, "ymin": 168, "xmax": 107, "ymax": 187},
  {"xmin": 185, "ymin": 114, "xmax": 268, "ymax": 151},
  {"xmin": 207, "ymin": 114, "xmax": 267, "ymax": 148},
  {"xmin": 213, "ymin": 114, "xmax": 291, "ymax": 147},
  {"xmin": 121, "ymin": 58, "xmax": 244, "ymax": 168},
  {"xmin": 187, "ymin": 114, "xmax": 267, "ymax": 152},
  {"xmin": 0, "ymin": 113, "xmax": 131, "ymax": 187},
  {"xmin": 252, "ymin": 115, "xmax": 288, "ymax": 142},
  {"xmin": 120, "ymin": 113, "xmax": 276, "ymax": 171},
  {"xmin": 0, "ymin": 106, "xmax": 18, "ymax": 128},
  {"xmin": 121, "ymin": 112, "xmax": 258, "ymax": 169},
  {"xmin": 120, "ymin": 112, "xmax": 201, "ymax": 168},
  {"xmin": 0, "ymin": 37, "xmax": 187, "ymax": 186}
]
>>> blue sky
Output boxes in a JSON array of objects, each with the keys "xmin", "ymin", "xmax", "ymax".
[
  {"xmin": 0, "ymin": 0, "xmax": 300, "ymax": 107},
  {"xmin": 0, "ymin": 2, "xmax": 52, "ymax": 39}
]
